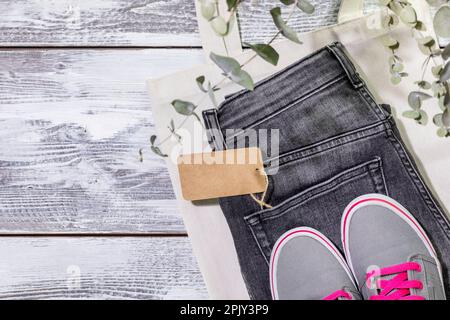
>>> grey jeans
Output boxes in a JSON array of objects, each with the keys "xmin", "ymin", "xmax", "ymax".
[{"xmin": 202, "ymin": 42, "xmax": 450, "ymax": 300}]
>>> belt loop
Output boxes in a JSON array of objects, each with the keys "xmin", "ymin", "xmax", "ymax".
[
  {"xmin": 202, "ymin": 109, "xmax": 227, "ymax": 151},
  {"xmin": 327, "ymin": 42, "xmax": 364, "ymax": 89}
]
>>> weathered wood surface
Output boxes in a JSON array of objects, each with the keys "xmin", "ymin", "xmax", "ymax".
[
  {"xmin": 0, "ymin": 0, "xmax": 356, "ymax": 46},
  {"xmin": 0, "ymin": 237, "xmax": 207, "ymax": 299},
  {"xmin": 0, "ymin": 49, "xmax": 205, "ymax": 234}
]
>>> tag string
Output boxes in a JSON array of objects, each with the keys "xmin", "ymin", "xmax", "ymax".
[{"xmin": 250, "ymin": 168, "xmax": 272, "ymax": 209}]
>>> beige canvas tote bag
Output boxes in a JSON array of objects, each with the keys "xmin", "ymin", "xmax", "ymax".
[{"xmin": 147, "ymin": 0, "xmax": 450, "ymax": 299}]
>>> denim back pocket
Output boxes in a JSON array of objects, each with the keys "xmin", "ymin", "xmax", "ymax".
[{"xmin": 244, "ymin": 157, "xmax": 388, "ymax": 264}]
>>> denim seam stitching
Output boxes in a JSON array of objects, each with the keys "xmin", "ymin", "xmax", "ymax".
[
  {"xmin": 245, "ymin": 158, "xmax": 382, "ymax": 223},
  {"xmin": 265, "ymin": 123, "xmax": 388, "ymax": 169},
  {"xmin": 389, "ymin": 131, "xmax": 450, "ymax": 237},
  {"xmin": 222, "ymin": 74, "xmax": 346, "ymax": 139},
  {"xmin": 245, "ymin": 221, "xmax": 270, "ymax": 265},
  {"xmin": 378, "ymin": 156, "xmax": 390, "ymax": 197},
  {"xmin": 327, "ymin": 44, "xmax": 359, "ymax": 88},
  {"xmin": 357, "ymin": 86, "xmax": 386, "ymax": 121}
]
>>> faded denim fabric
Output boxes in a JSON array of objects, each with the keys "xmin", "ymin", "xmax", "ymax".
[{"xmin": 202, "ymin": 42, "xmax": 450, "ymax": 300}]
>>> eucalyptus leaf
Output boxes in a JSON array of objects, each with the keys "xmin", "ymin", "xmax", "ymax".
[
  {"xmin": 432, "ymin": 65, "xmax": 443, "ymax": 78},
  {"xmin": 381, "ymin": 35, "xmax": 399, "ymax": 48},
  {"xmin": 402, "ymin": 110, "xmax": 421, "ymax": 119},
  {"xmin": 209, "ymin": 52, "xmax": 254, "ymax": 90},
  {"xmin": 150, "ymin": 135, "xmax": 157, "ymax": 146},
  {"xmin": 434, "ymin": 6, "xmax": 450, "ymax": 38},
  {"xmin": 171, "ymin": 99, "xmax": 197, "ymax": 116},
  {"xmin": 417, "ymin": 110, "xmax": 428, "ymax": 125},
  {"xmin": 229, "ymin": 69, "xmax": 255, "ymax": 91},
  {"xmin": 391, "ymin": 62, "xmax": 404, "ymax": 72},
  {"xmin": 437, "ymin": 127, "xmax": 448, "ymax": 137},
  {"xmin": 418, "ymin": 36, "xmax": 435, "ymax": 47},
  {"xmin": 209, "ymin": 52, "xmax": 241, "ymax": 75},
  {"xmin": 440, "ymin": 61, "xmax": 450, "ymax": 82},
  {"xmin": 399, "ymin": 6, "xmax": 417, "ymax": 24},
  {"xmin": 415, "ymin": 80, "xmax": 431, "ymax": 89},
  {"xmin": 391, "ymin": 74, "xmax": 402, "ymax": 85},
  {"xmin": 210, "ymin": 16, "xmax": 229, "ymax": 36},
  {"xmin": 414, "ymin": 21, "xmax": 427, "ymax": 31},
  {"xmin": 442, "ymin": 44, "xmax": 450, "ymax": 61},
  {"xmin": 196, "ymin": 75, "xmax": 207, "ymax": 92},
  {"xmin": 227, "ymin": 0, "xmax": 239, "ymax": 11},
  {"xmin": 280, "ymin": 0, "xmax": 296, "ymax": 4},
  {"xmin": 200, "ymin": 0, "xmax": 216, "ymax": 21},
  {"xmin": 297, "ymin": 0, "xmax": 315, "ymax": 14},
  {"xmin": 151, "ymin": 146, "xmax": 168, "ymax": 158},
  {"xmin": 433, "ymin": 113, "xmax": 444, "ymax": 127},
  {"xmin": 443, "ymin": 107, "xmax": 450, "ymax": 128},
  {"xmin": 244, "ymin": 42, "xmax": 279, "ymax": 66},
  {"xmin": 270, "ymin": 7, "xmax": 302, "ymax": 44},
  {"xmin": 408, "ymin": 91, "xmax": 432, "ymax": 109}
]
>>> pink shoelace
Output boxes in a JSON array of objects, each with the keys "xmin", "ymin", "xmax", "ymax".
[
  {"xmin": 323, "ymin": 290, "xmax": 352, "ymax": 300},
  {"xmin": 366, "ymin": 262, "xmax": 424, "ymax": 300}
]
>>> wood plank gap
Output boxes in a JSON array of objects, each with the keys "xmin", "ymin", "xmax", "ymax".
[{"xmin": 0, "ymin": 232, "xmax": 188, "ymax": 237}]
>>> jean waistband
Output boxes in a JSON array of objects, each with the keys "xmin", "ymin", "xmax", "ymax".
[{"xmin": 203, "ymin": 42, "xmax": 366, "ymax": 132}]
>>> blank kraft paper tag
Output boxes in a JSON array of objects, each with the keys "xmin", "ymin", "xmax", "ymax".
[{"xmin": 177, "ymin": 147, "xmax": 266, "ymax": 201}]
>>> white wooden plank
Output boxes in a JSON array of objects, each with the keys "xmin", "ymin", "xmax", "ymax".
[
  {"xmin": 0, "ymin": 0, "xmax": 347, "ymax": 46},
  {"xmin": 0, "ymin": 49, "xmax": 205, "ymax": 233},
  {"xmin": 0, "ymin": 236, "xmax": 208, "ymax": 299}
]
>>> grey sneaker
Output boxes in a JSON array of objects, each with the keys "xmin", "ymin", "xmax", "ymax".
[
  {"xmin": 270, "ymin": 227, "xmax": 361, "ymax": 300},
  {"xmin": 341, "ymin": 194, "xmax": 446, "ymax": 300}
]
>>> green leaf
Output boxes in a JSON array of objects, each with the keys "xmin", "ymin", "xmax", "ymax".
[
  {"xmin": 227, "ymin": 0, "xmax": 238, "ymax": 11},
  {"xmin": 380, "ymin": 35, "xmax": 399, "ymax": 49},
  {"xmin": 417, "ymin": 110, "xmax": 428, "ymax": 125},
  {"xmin": 415, "ymin": 80, "xmax": 431, "ymax": 89},
  {"xmin": 270, "ymin": 7, "xmax": 302, "ymax": 44},
  {"xmin": 230, "ymin": 69, "xmax": 255, "ymax": 91},
  {"xmin": 280, "ymin": 0, "xmax": 296, "ymax": 4},
  {"xmin": 210, "ymin": 52, "xmax": 241, "ymax": 74},
  {"xmin": 437, "ymin": 127, "xmax": 448, "ymax": 137},
  {"xmin": 414, "ymin": 21, "xmax": 427, "ymax": 31},
  {"xmin": 297, "ymin": 0, "xmax": 315, "ymax": 14},
  {"xmin": 434, "ymin": 6, "xmax": 450, "ymax": 38},
  {"xmin": 150, "ymin": 135, "xmax": 157, "ymax": 146},
  {"xmin": 402, "ymin": 110, "xmax": 421, "ymax": 119},
  {"xmin": 443, "ymin": 107, "xmax": 450, "ymax": 128},
  {"xmin": 196, "ymin": 75, "xmax": 206, "ymax": 92},
  {"xmin": 151, "ymin": 146, "xmax": 168, "ymax": 157},
  {"xmin": 391, "ymin": 74, "xmax": 402, "ymax": 85},
  {"xmin": 432, "ymin": 65, "xmax": 443, "ymax": 78},
  {"xmin": 433, "ymin": 113, "xmax": 444, "ymax": 127},
  {"xmin": 171, "ymin": 99, "xmax": 197, "ymax": 116},
  {"xmin": 391, "ymin": 62, "xmax": 404, "ymax": 73},
  {"xmin": 418, "ymin": 36, "xmax": 435, "ymax": 47},
  {"xmin": 209, "ymin": 52, "xmax": 255, "ymax": 90},
  {"xmin": 210, "ymin": 16, "xmax": 229, "ymax": 36},
  {"xmin": 440, "ymin": 61, "xmax": 450, "ymax": 82},
  {"xmin": 399, "ymin": 6, "xmax": 417, "ymax": 24},
  {"xmin": 244, "ymin": 42, "xmax": 280, "ymax": 66},
  {"xmin": 200, "ymin": 0, "xmax": 216, "ymax": 21},
  {"xmin": 442, "ymin": 44, "xmax": 450, "ymax": 61},
  {"xmin": 408, "ymin": 91, "xmax": 432, "ymax": 109}
]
